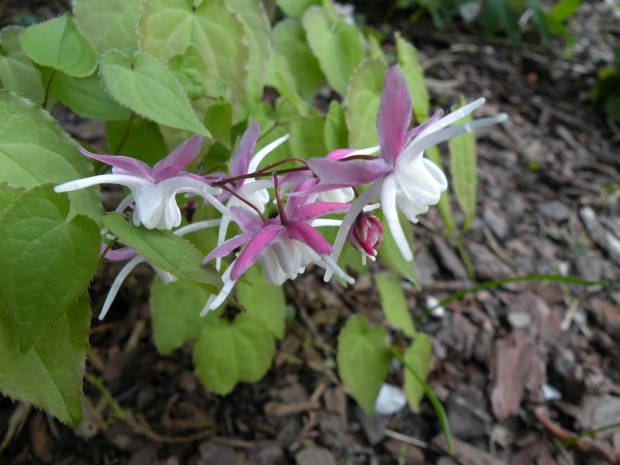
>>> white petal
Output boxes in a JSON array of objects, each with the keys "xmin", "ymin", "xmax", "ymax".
[
  {"xmin": 381, "ymin": 175, "xmax": 413, "ymax": 262},
  {"xmin": 201, "ymin": 265, "xmax": 235, "ymax": 315},
  {"xmin": 248, "ymin": 134, "xmax": 290, "ymax": 173},
  {"xmin": 99, "ymin": 255, "xmax": 145, "ymax": 320},
  {"xmin": 343, "ymin": 145, "xmax": 381, "ymax": 157},
  {"xmin": 311, "ymin": 219, "xmax": 342, "ymax": 227},
  {"xmin": 174, "ymin": 219, "xmax": 221, "ymax": 236}
]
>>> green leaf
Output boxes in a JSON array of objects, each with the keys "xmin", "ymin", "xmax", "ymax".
[
  {"xmin": 99, "ymin": 50, "xmax": 210, "ymax": 136},
  {"xmin": 403, "ymin": 334, "xmax": 432, "ymax": 412},
  {"xmin": 73, "ymin": 0, "xmax": 142, "ymax": 56},
  {"xmin": 273, "ymin": 18, "xmax": 323, "ymax": 100},
  {"xmin": 138, "ymin": 0, "xmax": 249, "ymax": 111},
  {"xmin": 277, "ymin": 0, "xmax": 320, "ymax": 18},
  {"xmin": 337, "ymin": 315, "xmax": 390, "ymax": 416},
  {"xmin": 105, "ymin": 117, "xmax": 168, "ymax": 166},
  {"xmin": 424, "ymin": 146, "xmax": 454, "ymax": 233},
  {"xmin": 236, "ymin": 264, "xmax": 286, "ymax": 340},
  {"xmin": 344, "ymin": 57, "xmax": 386, "ymax": 149},
  {"xmin": 375, "ymin": 209, "xmax": 419, "ymax": 287},
  {"xmin": 289, "ymin": 115, "xmax": 326, "ymax": 159},
  {"xmin": 302, "ymin": 6, "xmax": 365, "ymax": 96},
  {"xmin": 374, "ymin": 274, "xmax": 416, "ymax": 337},
  {"xmin": 20, "ymin": 12, "xmax": 97, "ymax": 77},
  {"xmin": 204, "ymin": 102, "xmax": 233, "ymax": 149},
  {"xmin": 0, "ymin": 90, "xmax": 102, "ymax": 221},
  {"xmin": 0, "ymin": 293, "xmax": 91, "ymax": 425},
  {"xmin": 324, "ymin": 100, "xmax": 348, "ymax": 151},
  {"xmin": 0, "ymin": 26, "xmax": 45, "ymax": 104},
  {"xmin": 38, "ymin": 66, "xmax": 131, "ymax": 120},
  {"xmin": 481, "ymin": 0, "xmax": 519, "ymax": 45},
  {"xmin": 167, "ymin": 45, "xmax": 207, "ymax": 98},
  {"xmin": 549, "ymin": 0, "xmax": 582, "ymax": 21},
  {"xmin": 150, "ymin": 276, "xmax": 223, "ymax": 355},
  {"xmin": 193, "ymin": 313, "xmax": 275, "ymax": 395},
  {"xmin": 0, "ymin": 183, "xmax": 25, "ymax": 219},
  {"xmin": 448, "ymin": 95, "xmax": 476, "ymax": 231},
  {"xmin": 103, "ymin": 213, "xmax": 221, "ymax": 292},
  {"xmin": 395, "ymin": 32, "xmax": 429, "ymax": 120},
  {"xmin": 225, "ymin": 0, "xmax": 271, "ymax": 118},
  {"xmin": 0, "ymin": 184, "xmax": 100, "ymax": 353},
  {"xmin": 264, "ymin": 50, "xmax": 303, "ymax": 112}
]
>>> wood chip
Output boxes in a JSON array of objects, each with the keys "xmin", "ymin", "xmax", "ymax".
[{"xmin": 432, "ymin": 434, "xmax": 508, "ymax": 465}]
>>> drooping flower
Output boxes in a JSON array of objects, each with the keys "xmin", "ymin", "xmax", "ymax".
[
  {"xmin": 308, "ymin": 66, "xmax": 508, "ymax": 275},
  {"xmin": 200, "ymin": 182, "xmax": 354, "ymax": 314},
  {"xmin": 347, "ymin": 211, "xmax": 384, "ymax": 265},
  {"xmin": 55, "ymin": 135, "xmax": 222, "ymax": 230}
]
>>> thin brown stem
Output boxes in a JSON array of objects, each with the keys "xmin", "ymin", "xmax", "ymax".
[
  {"xmin": 222, "ymin": 185, "xmax": 266, "ymax": 222},
  {"xmin": 273, "ymin": 173, "xmax": 288, "ymax": 224}
]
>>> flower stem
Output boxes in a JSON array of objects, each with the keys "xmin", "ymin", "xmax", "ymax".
[
  {"xmin": 273, "ymin": 173, "xmax": 289, "ymax": 224},
  {"xmin": 42, "ymin": 68, "xmax": 57, "ymax": 110},
  {"xmin": 222, "ymin": 185, "xmax": 266, "ymax": 222}
]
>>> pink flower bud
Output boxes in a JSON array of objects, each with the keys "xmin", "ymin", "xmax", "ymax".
[{"xmin": 347, "ymin": 212, "xmax": 383, "ymax": 260}]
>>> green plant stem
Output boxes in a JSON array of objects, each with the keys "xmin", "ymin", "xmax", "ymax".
[
  {"xmin": 389, "ymin": 346, "xmax": 454, "ymax": 455},
  {"xmin": 42, "ymin": 68, "xmax": 57, "ymax": 110},
  {"xmin": 414, "ymin": 274, "xmax": 606, "ymax": 325},
  {"xmin": 553, "ymin": 421, "xmax": 620, "ymax": 453},
  {"xmin": 114, "ymin": 113, "xmax": 137, "ymax": 155},
  {"xmin": 452, "ymin": 234, "xmax": 476, "ymax": 281},
  {"xmin": 84, "ymin": 373, "xmax": 126, "ymax": 421}
]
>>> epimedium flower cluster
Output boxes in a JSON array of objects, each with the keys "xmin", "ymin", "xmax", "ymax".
[{"xmin": 54, "ymin": 67, "xmax": 508, "ymax": 318}]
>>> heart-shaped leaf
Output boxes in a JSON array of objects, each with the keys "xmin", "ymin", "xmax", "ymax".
[
  {"xmin": 150, "ymin": 276, "xmax": 223, "ymax": 355},
  {"xmin": 374, "ymin": 273, "xmax": 416, "ymax": 337},
  {"xmin": 403, "ymin": 334, "xmax": 433, "ymax": 412},
  {"xmin": 302, "ymin": 6, "xmax": 365, "ymax": 96},
  {"xmin": 337, "ymin": 315, "xmax": 390, "ymax": 416},
  {"xmin": 103, "ymin": 213, "xmax": 221, "ymax": 292},
  {"xmin": 0, "ymin": 293, "xmax": 91, "ymax": 425},
  {"xmin": 138, "ymin": 0, "xmax": 248, "ymax": 111},
  {"xmin": 193, "ymin": 313, "xmax": 275, "ymax": 395},
  {"xmin": 20, "ymin": 12, "xmax": 97, "ymax": 77},
  {"xmin": 395, "ymin": 33, "xmax": 429, "ymax": 120},
  {"xmin": 236, "ymin": 264, "xmax": 286, "ymax": 340},
  {"xmin": 289, "ymin": 115, "xmax": 326, "ymax": 160},
  {"xmin": 344, "ymin": 57, "xmax": 386, "ymax": 149},
  {"xmin": 0, "ymin": 26, "xmax": 45, "ymax": 104},
  {"xmin": 0, "ymin": 90, "xmax": 102, "ymax": 221},
  {"xmin": 105, "ymin": 117, "xmax": 168, "ymax": 166},
  {"xmin": 324, "ymin": 100, "xmax": 348, "ymax": 151},
  {"xmin": 277, "ymin": 0, "xmax": 320, "ymax": 18},
  {"xmin": 167, "ymin": 45, "xmax": 207, "ymax": 98},
  {"xmin": 99, "ymin": 50, "xmax": 210, "ymax": 136},
  {"xmin": 73, "ymin": 0, "xmax": 142, "ymax": 56},
  {"xmin": 0, "ymin": 184, "xmax": 100, "ymax": 353}
]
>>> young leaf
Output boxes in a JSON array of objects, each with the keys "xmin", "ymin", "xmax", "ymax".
[
  {"xmin": 167, "ymin": 46, "xmax": 208, "ymax": 98},
  {"xmin": 273, "ymin": 18, "xmax": 323, "ymax": 100},
  {"xmin": 150, "ymin": 276, "xmax": 223, "ymax": 355},
  {"xmin": 0, "ymin": 90, "xmax": 102, "ymax": 221},
  {"xmin": 73, "ymin": 0, "xmax": 142, "ymax": 56},
  {"xmin": 264, "ymin": 50, "xmax": 303, "ymax": 113},
  {"xmin": 0, "ymin": 26, "xmax": 45, "ymax": 104},
  {"xmin": 337, "ymin": 315, "xmax": 391, "ymax": 416},
  {"xmin": 277, "ymin": 0, "xmax": 321, "ymax": 18},
  {"xmin": 103, "ymin": 213, "xmax": 222, "ymax": 292},
  {"xmin": 20, "ymin": 12, "xmax": 97, "ymax": 77},
  {"xmin": 236, "ymin": 264, "xmax": 286, "ymax": 340},
  {"xmin": 374, "ymin": 273, "xmax": 416, "ymax": 337},
  {"xmin": 38, "ymin": 66, "xmax": 131, "ymax": 120},
  {"xmin": 549, "ymin": 0, "xmax": 582, "ymax": 21},
  {"xmin": 99, "ymin": 50, "xmax": 211, "ymax": 136},
  {"xmin": 0, "ymin": 293, "xmax": 91, "ymax": 425},
  {"xmin": 302, "ymin": 6, "xmax": 366, "ymax": 96},
  {"xmin": 448, "ymin": 95, "xmax": 476, "ymax": 231},
  {"xmin": 193, "ymin": 313, "xmax": 275, "ymax": 395},
  {"xmin": 375, "ymin": 210, "xmax": 419, "ymax": 287},
  {"xmin": 324, "ymin": 100, "xmax": 348, "ymax": 151},
  {"xmin": 344, "ymin": 57, "xmax": 386, "ymax": 149},
  {"xmin": 289, "ymin": 115, "xmax": 326, "ymax": 159},
  {"xmin": 395, "ymin": 32, "xmax": 429, "ymax": 120},
  {"xmin": 204, "ymin": 102, "xmax": 233, "ymax": 149},
  {"xmin": 403, "ymin": 334, "xmax": 433, "ymax": 412},
  {"xmin": 138, "ymin": 0, "xmax": 249, "ymax": 111},
  {"xmin": 105, "ymin": 117, "xmax": 168, "ymax": 165},
  {"xmin": 0, "ymin": 184, "xmax": 100, "ymax": 353}
]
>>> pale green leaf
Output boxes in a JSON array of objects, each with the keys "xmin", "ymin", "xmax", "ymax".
[
  {"xmin": 150, "ymin": 276, "xmax": 223, "ymax": 355},
  {"xmin": 99, "ymin": 50, "xmax": 210, "ymax": 136},
  {"xmin": 403, "ymin": 334, "xmax": 432, "ymax": 412},
  {"xmin": 289, "ymin": 115, "xmax": 326, "ymax": 159},
  {"xmin": 204, "ymin": 102, "xmax": 232, "ymax": 149},
  {"xmin": 0, "ymin": 183, "xmax": 25, "ymax": 219},
  {"xmin": 395, "ymin": 32, "xmax": 429, "ymax": 120},
  {"xmin": 105, "ymin": 117, "xmax": 168, "ymax": 166},
  {"xmin": 277, "ymin": 0, "xmax": 320, "ymax": 18},
  {"xmin": 302, "ymin": 6, "xmax": 365, "ymax": 96},
  {"xmin": 72, "ymin": 0, "xmax": 142, "ymax": 55},
  {"xmin": 0, "ymin": 90, "xmax": 102, "ymax": 221},
  {"xmin": 374, "ymin": 273, "xmax": 416, "ymax": 337},
  {"xmin": 0, "ymin": 26, "xmax": 45, "ymax": 104},
  {"xmin": 375, "ymin": 209, "xmax": 419, "ymax": 287},
  {"xmin": 264, "ymin": 50, "xmax": 306, "ymax": 114},
  {"xmin": 0, "ymin": 184, "xmax": 100, "ymax": 353},
  {"xmin": 344, "ymin": 56, "xmax": 386, "ymax": 149},
  {"xmin": 138, "ymin": 0, "xmax": 249, "ymax": 111},
  {"xmin": 167, "ymin": 45, "xmax": 207, "ymax": 98},
  {"xmin": 273, "ymin": 18, "xmax": 323, "ymax": 100},
  {"xmin": 0, "ymin": 293, "xmax": 91, "ymax": 425},
  {"xmin": 236, "ymin": 265, "xmax": 286, "ymax": 340},
  {"xmin": 103, "ymin": 213, "xmax": 222, "ymax": 292},
  {"xmin": 20, "ymin": 12, "xmax": 97, "ymax": 77},
  {"xmin": 193, "ymin": 313, "xmax": 275, "ymax": 394},
  {"xmin": 337, "ymin": 315, "xmax": 390, "ymax": 416},
  {"xmin": 448, "ymin": 95, "xmax": 476, "ymax": 230},
  {"xmin": 38, "ymin": 66, "xmax": 131, "ymax": 120},
  {"xmin": 324, "ymin": 100, "xmax": 348, "ymax": 151}
]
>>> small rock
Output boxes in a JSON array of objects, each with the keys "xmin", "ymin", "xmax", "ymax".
[
  {"xmin": 197, "ymin": 442, "xmax": 244, "ymax": 465},
  {"xmin": 507, "ymin": 310, "xmax": 531, "ymax": 329},
  {"xmin": 354, "ymin": 405, "xmax": 386, "ymax": 446},
  {"xmin": 295, "ymin": 445, "xmax": 337, "ymax": 465},
  {"xmin": 447, "ymin": 386, "xmax": 492, "ymax": 439},
  {"xmin": 483, "ymin": 206, "xmax": 509, "ymax": 240},
  {"xmin": 538, "ymin": 200, "xmax": 570, "ymax": 222},
  {"xmin": 249, "ymin": 443, "xmax": 288, "ymax": 465},
  {"xmin": 574, "ymin": 253, "xmax": 604, "ymax": 281},
  {"xmin": 579, "ymin": 395, "xmax": 620, "ymax": 437},
  {"xmin": 414, "ymin": 251, "xmax": 439, "ymax": 285},
  {"xmin": 374, "ymin": 384, "xmax": 407, "ymax": 415}
]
